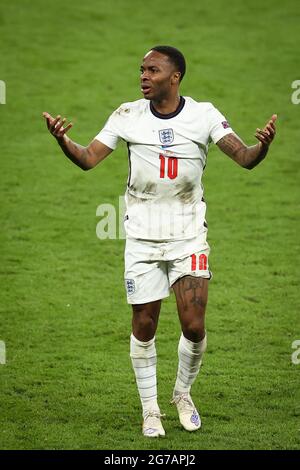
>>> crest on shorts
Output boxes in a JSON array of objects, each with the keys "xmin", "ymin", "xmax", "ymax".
[
  {"xmin": 125, "ymin": 279, "xmax": 135, "ymax": 295},
  {"xmin": 159, "ymin": 128, "xmax": 174, "ymax": 144}
]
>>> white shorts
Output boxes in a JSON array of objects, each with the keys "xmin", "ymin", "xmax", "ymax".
[{"xmin": 124, "ymin": 231, "xmax": 211, "ymax": 304}]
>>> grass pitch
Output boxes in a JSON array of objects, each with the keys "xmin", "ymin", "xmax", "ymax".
[{"xmin": 0, "ymin": 0, "xmax": 299, "ymax": 450}]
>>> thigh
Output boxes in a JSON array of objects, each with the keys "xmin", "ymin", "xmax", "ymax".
[
  {"xmin": 172, "ymin": 276, "xmax": 208, "ymax": 313},
  {"xmin": 172, "ymin": 276, "xmax": 209, "ymax": 341},
  {"xmin": 124, "ymin": 237, "xmax": 170, "ymax": 304}
]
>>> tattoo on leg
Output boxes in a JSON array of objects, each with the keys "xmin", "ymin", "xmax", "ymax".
[{"xmin": 174, "ymin": 276, "xmax": 206, "ymax": 308}]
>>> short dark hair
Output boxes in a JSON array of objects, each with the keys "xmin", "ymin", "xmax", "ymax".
[{"xmin": 151, "ymin": 45, "xmax": 186, "ymax": 82}]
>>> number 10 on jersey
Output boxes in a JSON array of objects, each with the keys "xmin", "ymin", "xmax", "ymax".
[{"xmin": 159, "ymin": 154, "xmax": 178, "ymax": 179}]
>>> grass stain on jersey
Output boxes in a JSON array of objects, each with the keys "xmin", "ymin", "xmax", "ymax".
[
  {"xmin": 142, "ymin": 182, "xmax": 157, "ymax": 195},
  {"xmin": 127, "ymin": 186, "xmax": 148, "ymax": 203},
  {"xmin": 174, "ymin": 178, "xmax": 196, "ymax": 203}
]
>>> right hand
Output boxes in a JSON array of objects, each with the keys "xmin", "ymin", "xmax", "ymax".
[
  {"xmin": 255, "ymin": 114, "xmax": 277, "ymax": 147},
  {"xmin": 42, "ymin": 112, "xmax": 73, "ymax": 141}
]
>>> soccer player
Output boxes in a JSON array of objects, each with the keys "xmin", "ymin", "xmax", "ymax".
[{"xmin": 43, "ymin": 46, "xmax": 276, "ymax": 438}]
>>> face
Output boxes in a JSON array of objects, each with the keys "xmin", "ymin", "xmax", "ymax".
[{"xmin": 140, "ymin": 50, "xmax": 180, "ymax": 101}]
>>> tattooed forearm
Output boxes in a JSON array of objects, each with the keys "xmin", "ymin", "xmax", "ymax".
[
  {"xmin": 217, "ymin": 133, "xmax": 245, "ymax": 157},
  {"xmin": 217, "ymin": 132, "xmax": 269, "ymax": 169}
]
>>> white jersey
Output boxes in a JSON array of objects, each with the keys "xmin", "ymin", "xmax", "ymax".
[{"xmin": 95, "ymin": 96, "xmax": 233, "ymax": 241}]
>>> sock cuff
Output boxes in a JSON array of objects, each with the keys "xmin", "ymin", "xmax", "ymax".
[
  {"xmin": 130, "ymin": 333, "xmax": 155, "ymax": 348},
  {"xmin": 180, "ymin": 332, "xmax": 207, "ymax": 355}
]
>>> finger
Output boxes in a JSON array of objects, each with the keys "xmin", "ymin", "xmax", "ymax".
[
  {"xmin": 266, "ymin": 121, "xmax": 276, "ymax": 132},
  {"xmin": 50, "ymin": 115, "xmax": 61, "ymax": 131},
  {"xmin": 263, "ymin": 125, "xmax": 276, "ymax": 141},
  {"xmin": 255, "ymin": 131, "xmax": 270, "ymax": 145},
  {"xmin": 264, "ymin": 123, "xmax": 275, "ymax": 136},
  {"xmin": 255, "ymin": 134, "xmax": 268, "ymax": 146},
  {"xmin": 45, "ymin": 116, "xmax": 54, "ymax": 130},
  {"xmin": 42, "ymin": 112, "xmax": 56, "ymax": 131},
  {"xmin": 257, "ymin": 129, "xmax": 271, "ymax": 141},
  {"xmin": 256, "ymin": 128, "xmax": 270, "ymax": 137},
  {"xmin": 54, "ymin": 118, "xmax": 67, "ymax": 133},
  {"xmin": 61, "ymin": 122, "xmax": 73, "ymax": 135},
  {"xmin": 263, "ymin": 127, "xmax": 271, "ymax": 136},
  {"xmin": 261, "ymin": 115, "xmax": 277, "ymax": 136},
  {"xmin": 44, "ymin": 116, "xmax": 51, "ymax": 130},
  {"xmin": 265, "ymin": 117, "xmax": 276, "ymax": 130},
  {"xmin": 43, "ymin": 112, "xmax": 53, "ymax": 120},
  {"xmin": 271, "ymin": 114, "xmax": 277, "ymax": 123}
]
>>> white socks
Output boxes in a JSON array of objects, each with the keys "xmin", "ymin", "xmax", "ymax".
[
  {"xmin": 173, "ymin": 333, "xmax": 207, "ymax": 396},
  {"xmin": 130, "ymin": 334, "xmax": 159, "ymax": 418},
  {"xmin": 130, "ymin": 332, "xmax": 207, "ymax": 416}
]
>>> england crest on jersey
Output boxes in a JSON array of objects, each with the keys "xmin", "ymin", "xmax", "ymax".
[{"xmin": 159, "ymin": 128, "xmax": 174, "ymax": 145}]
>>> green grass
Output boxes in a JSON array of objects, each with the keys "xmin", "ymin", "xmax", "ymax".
[{"xmin": 0, "ymin": 0, "xmax": 300, "ymax": 450}]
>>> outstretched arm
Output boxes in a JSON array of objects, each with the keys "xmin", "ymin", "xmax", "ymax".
[
  {"xmin": 217, "ymin": 114, "xmax": 277, "ymax": 170},
  {"xmin": 42, "ymin": 112, "xmax": 113, "ymax": 170}
]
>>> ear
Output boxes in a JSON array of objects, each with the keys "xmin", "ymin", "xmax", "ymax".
[{"xmin": 171, "ymin": 71, "xmax": 181, "ymax": 85}]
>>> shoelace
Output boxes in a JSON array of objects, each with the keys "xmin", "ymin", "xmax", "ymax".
[
  {"xmin": 144, "ymin": 411, "xmax": 166, "ymax": 420},
  {"xmin": 170, "ymin": 394, "xmax": 194, "ymax": 410}
]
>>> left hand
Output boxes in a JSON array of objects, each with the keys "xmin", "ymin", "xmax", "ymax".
[{"xmin": 255, "ymin": 114, "xmax": 277, "ymax": 147}]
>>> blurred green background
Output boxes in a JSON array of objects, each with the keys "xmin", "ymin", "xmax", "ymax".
[{"xmin": 0, "ymin": 0, "xmax": 299, "ymax": 450}]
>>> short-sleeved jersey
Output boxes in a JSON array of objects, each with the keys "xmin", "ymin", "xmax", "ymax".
[{"xmin": 95, "ymin": 96, "xmax": 233, "ymax": 241}]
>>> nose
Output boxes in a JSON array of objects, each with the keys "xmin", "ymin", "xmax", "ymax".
[{"xmin": 141, "ymin": 70, "xmax": 149, "ymax": 81}]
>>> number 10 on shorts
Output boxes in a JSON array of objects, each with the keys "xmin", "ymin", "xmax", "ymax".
[{"xmin": 191, "ymin": 253, "xmax": 207, "ymax": 271}]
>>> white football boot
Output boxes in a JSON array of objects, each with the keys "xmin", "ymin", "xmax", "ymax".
[
  {"xmin": 142, "ymin": 411, "xmax": 166, "ymax": 437},
  {"xmin": 171, "ymin": 393, "xmax": 201, "ymax": 431}
]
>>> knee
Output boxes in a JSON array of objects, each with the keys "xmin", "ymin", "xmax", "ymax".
[
  {"xmin": 134, "ymin": 314, "xmax": 156, "ymax": 333},
  {"xmin": 132, "ymin": 307, "xmax": 157, "ymax": 341},
  {"xmin": 182, "ymin": 318, "xmax": 205, "ymax": 343}
]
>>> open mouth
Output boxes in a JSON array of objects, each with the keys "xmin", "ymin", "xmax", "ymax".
[{"xmin": 141, "ymin": 85, "xmax": 152, "ymax": 94}]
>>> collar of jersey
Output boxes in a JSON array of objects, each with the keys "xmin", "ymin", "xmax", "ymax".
[{"xmin": 150, "ymin": 96, "xmax": 185, "ymax": 119}]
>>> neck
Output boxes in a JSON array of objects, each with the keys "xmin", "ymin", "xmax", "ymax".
[{"xmin": 151, "ymin": 94, "xmax": 180, "ymax": 115}]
